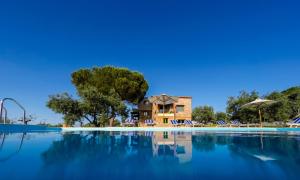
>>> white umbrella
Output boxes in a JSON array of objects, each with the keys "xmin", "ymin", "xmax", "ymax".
[{"xmin": 242, "ymin": 98, "xmax": 276, "ymax": 127}]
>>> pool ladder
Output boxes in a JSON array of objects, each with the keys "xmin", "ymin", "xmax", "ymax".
[{"xmin": 0, "ymin": 98, "xmax": 28, "ymax": 125}]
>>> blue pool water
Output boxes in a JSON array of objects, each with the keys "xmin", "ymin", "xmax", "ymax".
[{"xmin": 0, "ymin": 130, "xmax": 300, "ymax": 180}]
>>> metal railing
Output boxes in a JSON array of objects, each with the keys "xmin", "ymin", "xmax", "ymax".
[
  {"xmin": 1, "ymin": 107, "xmax": 7, "ymax": 124},
  {"xmin": 0, "ymin": 98, "xmax": 27, "ymax": 124}
]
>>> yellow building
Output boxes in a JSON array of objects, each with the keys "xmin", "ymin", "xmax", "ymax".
[{"xmin": 138, "ymin": 94, "xmax": 192, "ymax": 127}]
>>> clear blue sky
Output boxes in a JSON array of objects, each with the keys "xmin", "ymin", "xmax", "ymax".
[{"xmin": 0, "ymin": 0, "xmax": 299, "ymax": 123}]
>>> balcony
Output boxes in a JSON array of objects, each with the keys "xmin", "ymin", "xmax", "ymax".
[{"xmin": 157, "ymin": 113, "xmax": 175, "ymax": 117}]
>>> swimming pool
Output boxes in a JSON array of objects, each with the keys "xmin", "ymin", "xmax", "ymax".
[{"xmin": 0, "ymin": 127, "xmax": 300, "ymax": 179}]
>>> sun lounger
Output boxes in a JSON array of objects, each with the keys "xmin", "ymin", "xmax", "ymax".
[
  {"xmin": 171, "ymin": 120, "xmax": 179, "ymax": 126},
  {"xmin": 287, "ymin": 117, "xmax": 300, "ymax": 128},
  {"xmin": 123, "ymin": 119, "xmax": 135, "ymax": 127},
  {"xmin": 216, "ymin": 120, "xmax": 227, "ymax": 127},
  {"xmin": 191, "ymin": 121, "xmax": 203, "ymax": 127},
  {"xmin": 184, "ymin": 120, "xmax": 193, "ymax": 127},
  {"xmin": 145, "ymin": 119, "xmax": 155, "ymax": 126},
  {"xmin": 246, "ymin": 123, "xmax": 261, "ymax": 127},
  {"xmin": 230, "ymin": 120, "xmax": 241, "ymax": 127}
]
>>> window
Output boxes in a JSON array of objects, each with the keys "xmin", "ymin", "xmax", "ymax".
[
  {"xmin": 163, "ymin": 118, "xmax": 168, "ymax": 124},
  {"xmin": 158, "ymin": 105, "xmax": 172, "ymax": 113},
  {"xmin": 158, "ymin": 105, "xmax": 164, "ymax": 113},
  {"xmin": 176, "ymin": 105, "xmax": 184, "ymax": 113},
  {"xmin": 143, "ymin": 111, "xmax": 148, "ymax": 116},
  {"xmin": 163, "ymin": 132, "xmax": 169, "ymax": 139}
]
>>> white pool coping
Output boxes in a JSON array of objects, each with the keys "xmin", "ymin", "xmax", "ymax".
[{"xmin": 61, "ymin": 127, "xmax": 300, "ymax": 132}]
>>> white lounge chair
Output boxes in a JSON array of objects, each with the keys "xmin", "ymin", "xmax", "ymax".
[
  {"xmin": 287, "ymin": 118, "xmax": 300, "ymax": 128},
  {"xmin": 191, "ymin": 121, "xmax": 204, "ymax": 127}
]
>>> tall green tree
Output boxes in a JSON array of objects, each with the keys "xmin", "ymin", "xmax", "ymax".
[
  {"xmin": 72, "ymin": 66, "xmax": 148, "ymax": 104},
  {"xmin": 226, "ymin": 87, "xmax": 300, "ymax": 124},
  {"xmin": 264, "ymin": 91, "xmax": 291, "ymax": 123},
  {"xmin": 226, "ymin": 91, "xmax": 259, "ymax": 123},
  {"xmin": 47, "ymin": 66, "xmax": 148, "ymax": 127},
  {"xmin": 215, "ymin": 112, "xmax": 228, "ymax": 121},
  {"xmin": 192, "ymin": 105, "xmax": 215, "ymax": 124},
  {"xmin": 47, "ymin": 93, "xmax": 84, "ymax": 126},
  {"xmin": 281, "ymin": 86, "xmax": 300, "ymax": 118}
]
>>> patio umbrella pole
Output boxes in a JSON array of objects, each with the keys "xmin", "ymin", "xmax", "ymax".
[{"xmin": 259, "ymin": 109, "xmax": 262, "ymax": 128}]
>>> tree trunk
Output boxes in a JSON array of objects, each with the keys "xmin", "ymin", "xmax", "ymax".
[
  {"xmin": 92, "ymin": 121, "xmax": 98, "ymax": 127},
  {"xmin": 92, "ymin": 116, "xmax": 98, "ymax": 127},
  {"xmin": 109, "ymin": 118, "xmax": 114, "ymax": 127}
]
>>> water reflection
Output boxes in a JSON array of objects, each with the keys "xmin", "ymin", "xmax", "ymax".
[
  {"xmin": 39, "ymin": 131, "xmax": 300, "ymax": 179},
  {"xmin": 152, "ymin": 132, "xmax": 192, "ymax": 163},
  {"xmin": 1, "ymin": 131, "xmax": 300, "ymax": 179},
  {"xmin": 0, "ymin": 132, "xmax": 26, "ymax": 162}
]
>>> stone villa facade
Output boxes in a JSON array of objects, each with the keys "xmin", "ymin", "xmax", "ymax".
[{"xmin": 137, "ymin": 94, "xmax": 192, "ymax": 127}]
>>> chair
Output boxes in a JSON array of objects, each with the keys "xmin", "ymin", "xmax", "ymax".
[
  {"xmin": 230, "ymin": 120, "xmax": 241, "ymax": 127},
  {"xmin": 123, "ymin": 119, "xmax": 135, "ymax": 127},
  {"xmin": 145, "ymin": 119, "xmax": 155, "ymax": 126},
  {"xmin": 216, "ymin": 120, "xmax": 227, "ymax": 127},
  {"xmin": 192, "ymin": 121, "xmax": 204, "ymax": 127},
  {"xmin": 171, "ymin": 120, "xmax": 179, "ymax": 126},
  {"xmin": 287, "ymin": 117, "xmax": 300, "ymax": 128},
  {"xmin": 184, "ymin": 120, "xmax": 193, "ymax": 127}
]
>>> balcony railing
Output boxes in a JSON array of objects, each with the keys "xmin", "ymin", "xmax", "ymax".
[{"xmin": 157, "ymin": 113, "xmax": 175, "ymax": 117}]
